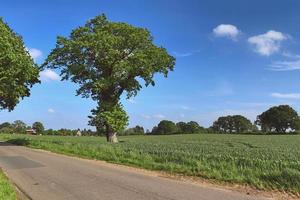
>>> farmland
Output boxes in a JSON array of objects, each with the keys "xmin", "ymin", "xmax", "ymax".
[{"xmin": 0, "ymin": 133, "xmax": 300, "ymax": 194}]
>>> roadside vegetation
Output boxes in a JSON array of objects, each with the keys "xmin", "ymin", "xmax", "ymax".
[
  {"xmin": 1, "ymin": 133, "xmax": 300, "ymax": 195},
  {"xmin": 0, "ymin": 170, "xmax": 17, "ymax": 200}
]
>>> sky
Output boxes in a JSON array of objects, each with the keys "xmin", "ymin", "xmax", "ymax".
[{"xmin": 1, "ymin": 0, "xmax": 300, "ymax": 130}]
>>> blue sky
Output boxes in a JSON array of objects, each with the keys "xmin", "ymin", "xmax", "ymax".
[{"xmin": 1, "ymin": 0, "xmax": 300, "ymax": 130}]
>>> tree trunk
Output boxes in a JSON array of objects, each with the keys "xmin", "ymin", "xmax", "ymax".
[
  {"xmin": 105, "ymin": 124, "xmax": 118, "ymax": 143},
  {"xmin": 107, "ymin": 131, "xmax": 118, "ymax": 143}
]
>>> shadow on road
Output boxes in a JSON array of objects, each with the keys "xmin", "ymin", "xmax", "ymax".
[{"xmin": 0, "ymin": 139, "xmax": 29, "ymax": 146}]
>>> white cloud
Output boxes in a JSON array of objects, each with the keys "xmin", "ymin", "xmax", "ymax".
[
  {"xmin": 48, "ymin": 108, "xmax": 55, "ymax": 113},
  {"xmin": 271, "ymin": 93, "xmax": 300, "ymax": 100},
  {"xmin": 213, "ymin": 24, "xmax": 240, "ymax": 40},
  {"xmin": 248, "ymin": 30, "xmax": 288, "ymax": 56},
  {"xmin": 39, "ymin": 69, "xmax": 60, "ymax": 81},
  {"xmin": 153, "ymin": 114, "xmax": 166, "ymax": 119},
  {"xmin": 27, "ymin": 48, "xmax": 43, "ymax": 60}
]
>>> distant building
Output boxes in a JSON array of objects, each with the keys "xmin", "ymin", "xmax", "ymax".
[
  {"xmin": 76, "ymin": 130, "xmax": 82, "ymax": 136},
  {"xmin": 26, "ymin": 129, "xmax": 36, "ymax": 135}
]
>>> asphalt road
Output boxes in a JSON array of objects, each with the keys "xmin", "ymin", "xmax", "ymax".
[{"xmin": 0, "ymin": 142, "xmax": 268, "ymax": 200}]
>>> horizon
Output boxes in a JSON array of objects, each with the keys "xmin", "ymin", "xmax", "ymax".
[{"xmin": 1, "ymin": 0, "xmax": 300, "ymax": 130}]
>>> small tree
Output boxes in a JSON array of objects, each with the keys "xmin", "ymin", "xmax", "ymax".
[
  {"xmin": 43, "ymin": 14, "xmax": 175, "ymax": 142},
  {"xmin": 12, "ymin": 120, "xmax": 27, "ymax": 134},
  {"xmin": 212, "ymin": 115, "xmax": 253, "ymax": 133},
  {"xmin": 32, "ymin": 122, "xmax": 45, "ymax": 134},
  {"xmin": 0, "ymin": 18, "xmax": 39, "ymax": 111},
  {"xmin": 255, "ymin": 105, "xmax": 299, "ymax": 133},
  {"xmin": 0, "ymin": 122, "xmax": 11, "ymax": 129},
  {"xmin": 153, "ymin": 120, "xmax": 178, "ymax": 135}
]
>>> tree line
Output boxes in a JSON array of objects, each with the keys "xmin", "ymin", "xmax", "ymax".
[{"xmin": 1, "ymin": 105, "xmax": 299, "ymax": 136}]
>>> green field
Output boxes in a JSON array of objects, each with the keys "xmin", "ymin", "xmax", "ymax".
[
  {"xmin": 0, "ymin": 170, "xmax": 17, "ymax": 200},
  {"xmin": 0, "ymin": 133, "xmax": 300, "ymax": 194}
]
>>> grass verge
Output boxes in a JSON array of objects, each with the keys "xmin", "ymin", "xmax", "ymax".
[{"xmin": 0, "ymin": 169, "xmax": 17, "ymax": 200}]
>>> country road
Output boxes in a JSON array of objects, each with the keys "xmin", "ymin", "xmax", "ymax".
[{"xmin": 0, "ymin": 142, "xmax": 268, "ymax": 200}]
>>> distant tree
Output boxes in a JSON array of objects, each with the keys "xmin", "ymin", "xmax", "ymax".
[
  {"xmin": 293, "ymin": 118, "xmax": 300, "ymax": 133},
  {"xmin": 176, "ymin": 122, "xmax": 189, "ymax": 133},
  {"xmin": 212, "ymin": 115, "xmax": 253, "ymax": 133},
  {"xmin": 186, "ymin": 121, "xmax": 203, "ymax": 133},
  {"xmin": 146, "ymin": 129, "xmax": 151, "ymax": 134},
  {"xmin": 44, "ymin": 129, "xmax": 54, "ymax": 135},
  {"xmin": 176, "ymin": 121, "xmax": 203, "ymax": 134},
  {"xmin": 12, "ymin": 120, "xmax": 27, "ymax": 133},
  {"xmin": 32, "ymin": 122, "xmax": 45, "ymax": 134},
  {"xmin": 151, "ymin": 126, "xmax": 158, "ymax": 134},
  {"xmin": 42, "ymin": 14, "xmax": 175, "ymax": 142},
  {"xmin": 122, "ymin": 125, "xmax": 145, "ymax": 135},
  {"xmin": 153, "ymin": 120, "xmax": 178, "ymax": 135},
  {"xmin": 0, "ymin": 122, "xmax": 11, "ymax": 129},
  {"xmin": 0, "ymin": 127, "xmax": 14, "ymax": 134},
  {"xmin": 0, "ymin": 18, "xmax": 39, "ymax": 111},
  {"xmin": 255, "ymin": 105, "xmax": 299, "ymax": 133}
]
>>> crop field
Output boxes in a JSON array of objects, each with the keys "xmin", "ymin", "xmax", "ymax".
[{"xmin": 0, "ymin": 133, "xmax": 300, "ymax": 194}]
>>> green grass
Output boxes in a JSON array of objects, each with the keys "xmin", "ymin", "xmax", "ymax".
[
  {"xmin": 0, "ymin": 170, "xmax": 17, "ymax": 200},
  {"xmin": 0, "ymin": 134, "xmax": 300, "ymax": 194}
]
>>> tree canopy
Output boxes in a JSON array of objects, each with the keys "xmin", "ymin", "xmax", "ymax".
[
  {"xmin": 42, "ymin": 14, "xmax": 175, "ymax": 142},
  {"xmin": 255, "ymin": 105, "xmax": 299, "ymax": 133},
  {"xmin": 176, "ymin": 121, "xmax": 203, "ymax": 134},
  {"xmin": 32, "ymin": 122, "xmax": 45, "ymax": 134},
  {"xmin": 0, "ymin": 18, "xmax": 40, "ymax": 111},
  {"xmin": 212, "ymin": 115, "xmax": 254, "ymax": 133},
  {"xmin": 152, "ymin": 120, "xmax": 178, "ymax": 135}
]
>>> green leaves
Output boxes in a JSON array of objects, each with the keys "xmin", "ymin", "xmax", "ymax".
[
  {"xmin": 212, "ymin": 115, "xmax": 254, "ymax": 133},
  {"xmin": 43, "ymin": 14, "xmax": 175, "ymax": 136},
  {"xmin": 43, "ymin": 14, "xmax": 175, "ymax": 101},
  {"xmin": 256, "ymin": 105, "xmax": 299, "ymax": 133},
  {"xmin": 89, "ymin": 103, "xmax": 128, "ymax": 134},
  {"xmin": 0, "ymin": 18, "xmax": 40, "ymax": 111}
]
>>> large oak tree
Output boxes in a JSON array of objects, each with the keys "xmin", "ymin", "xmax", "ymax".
[
  {"xmin": 43, "ymin": 14, "xmax": 175, "ymax": 142},
  {"xmin": 255, "ymin": 105, "xmax": 298, "ymax": 133},
  {"xmin": 0, "ymin": 18, "xmax": 40, "ymax": 111}
]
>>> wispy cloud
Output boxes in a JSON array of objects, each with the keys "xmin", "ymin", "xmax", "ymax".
[
  {"xmin": 248, "ymin": 30, "xmax": 288, "ymax": 56},
  {"xmin": 48, "ymin": 108, "xmax": 55, "ymax": 113},
  {"xmin": 180, "ymin": 105, "xmax": 191, "ymax": 110},
  {"xmin": 140, "ymin": 114, "xmax": 151, "ymax": 119},
  {"xmin": 40, "ymin": 69, "xmax": 60, "ymax": 81},
  {"xmin": 271, "ymin": 92, "xmax": 300, "ymax": 100},
  {"xmin": 269, "ymin": 51, "xmax": 300, "ymax": 71},
  {"xmin": 207, "ymin": 81, "xmax": 234, "ymax": 96},
  {"xmin": 153, "ymin": 114, "xmax": 166, "ymax": 119},
  {"xmin": 213, "ymin": 24, "xmax": 241, "ymax": 40},
  {"xmin": 172, "ymin": 50, "xmax": 200, "ymax": 58},
  {"xmin": 269, "ymin": 59, "xmax": 300, "ymax": 71},
  {"xmin": 140, "ymin": 114, "xmax": 166, "ymax": 120},
  {"xmin": 127, "ymin": 99, "xmax": 137, "ymax": 104}
]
